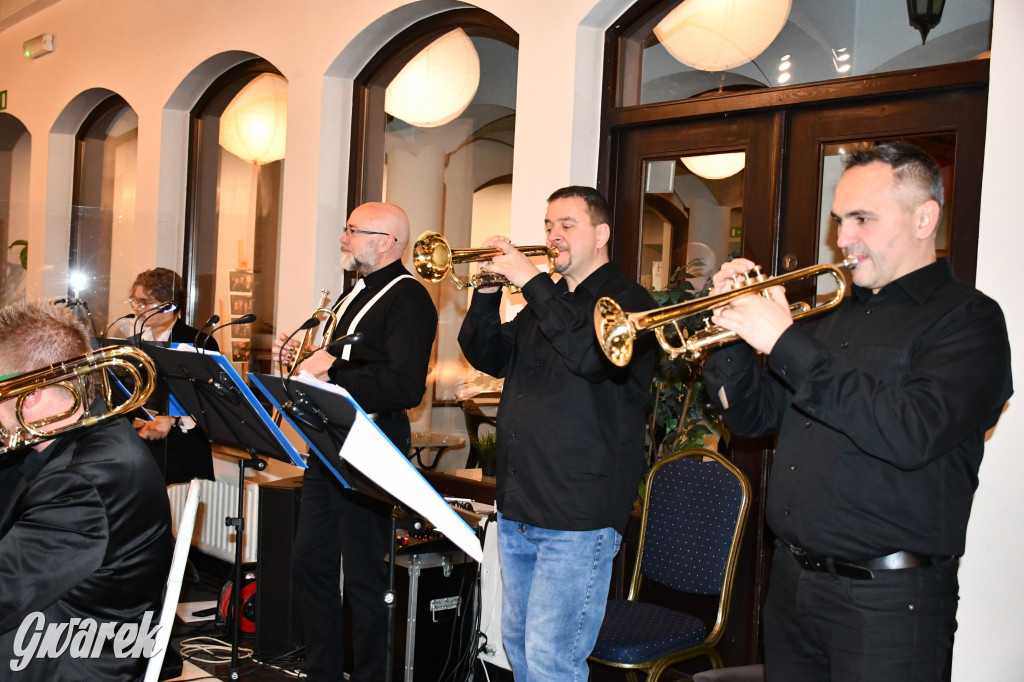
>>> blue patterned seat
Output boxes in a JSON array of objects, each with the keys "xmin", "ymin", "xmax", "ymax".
[{"xmin": 590, "ymin": 448, "xmax": 751, "ymax": 681}]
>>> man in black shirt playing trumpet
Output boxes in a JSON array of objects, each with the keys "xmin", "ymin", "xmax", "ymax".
[{"xmin": 703, "ymin": 143, "xmax": 1012, "ymax": 681}]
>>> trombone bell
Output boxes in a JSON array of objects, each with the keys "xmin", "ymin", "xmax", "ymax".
[
  {"xmin": 0, "ymin": 344, "xmax": 157, "ymax": 454},
  {"xmin": 595, "ymin": 257, "xmax": 857, "ymax": 367}
]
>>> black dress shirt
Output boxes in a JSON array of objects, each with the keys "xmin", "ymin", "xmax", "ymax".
[
  {"xmin": 0, "ymin": 417, "xmax": 173, "ymax": 680},
  {"xmin": 703, "ymin": 259, "xmax": 1013, "ymax": 560},
  {"xmin": 326, "ymin": 260, "xmax": 437, "ymax": 436},
  {"xmin": 459, "ymin": 262, "xmax": 658, "ymax": 535}
]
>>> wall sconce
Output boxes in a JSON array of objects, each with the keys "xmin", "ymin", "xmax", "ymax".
[
  {"xmin": 385, "ymin": 28, "xmax": 480, "ymax": 128},
  {"xmin": 654, "ymin": 0, "xmax": 792, "ymax": 72},
  {"xmin": 23, "ymin": 34, "xmax": 54, "ymax": 59},
  {"xmin": 681, "ymin": 152, "xmax": 746, "ymax": 180},
  {"xmin": 907, "ymin": 0, "xmax": 945, "ymax": 44},
  {"xmin": 219, "ymin": 73, "xmax": 288, "ymax": 165}
]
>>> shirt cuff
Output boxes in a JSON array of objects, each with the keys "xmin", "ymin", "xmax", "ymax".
[{"xmin": 767, "ymin": 325, "xmax": 820, "ymax": 388}]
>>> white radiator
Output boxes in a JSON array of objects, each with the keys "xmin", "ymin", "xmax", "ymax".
[{"xmin": 167, "ymin": 475, "xmax": 261, "ymax": 564}]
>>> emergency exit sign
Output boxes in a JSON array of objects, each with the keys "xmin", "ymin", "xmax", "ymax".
[{"xmin": 0, "ymin": 91, "xmax": 7, "ymax": 111}]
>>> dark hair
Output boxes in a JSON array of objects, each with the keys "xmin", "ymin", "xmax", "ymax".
[
  {"xmin": 844, "ymin": 143, "xmax": 944, "ymax": 211},
  {"xmin": 546, "ymin": 186, "xmax": 611, "ymax": 227},
  {"xmin": 131, "ymin": 268, "xmax": 186, "ymax": 313}
]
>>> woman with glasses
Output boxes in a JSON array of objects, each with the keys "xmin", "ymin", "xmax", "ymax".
[{"xmin": 128, "ymin": 268, "xmax": 218, "ymax": 483}]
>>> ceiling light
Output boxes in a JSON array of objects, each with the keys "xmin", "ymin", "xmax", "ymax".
[
  {"xmin": 385, "ymin": 28, "xmax": 481, "ymax": 128},
  {"xmin": 654, "ymin": 0, "xmax": 792, "ymax": 72},
  {"xmin": 681, "ymin": 152, "xmax": 746, "ymax": 179}
]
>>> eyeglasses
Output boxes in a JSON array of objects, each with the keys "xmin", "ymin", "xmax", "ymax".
[
  {"xmin": 125, "ymin": 297, "xmax": 161, "ymax": 310},
  {"xmin": 343, "ymin": 226, "xmax": 392, "ymax": 239}
]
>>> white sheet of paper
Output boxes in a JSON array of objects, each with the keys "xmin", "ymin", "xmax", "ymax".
[{"xmin": 293, "ymin": 373, "xmax": 483, "ymax": 562}]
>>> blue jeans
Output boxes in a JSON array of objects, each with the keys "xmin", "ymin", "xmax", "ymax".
[{"xmin": 498, "ymin": 512, "xmax": 622, "ymax": 681}]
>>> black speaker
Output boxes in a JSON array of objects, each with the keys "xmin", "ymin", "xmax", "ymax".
[{"xmin": 255, "ymin": 476, "xmax": 305, "ymax": 659}]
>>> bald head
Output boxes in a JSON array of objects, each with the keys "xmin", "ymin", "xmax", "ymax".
[{"xmin": 341, "ymin": 202, "xmax": 411, "ymax": 275}]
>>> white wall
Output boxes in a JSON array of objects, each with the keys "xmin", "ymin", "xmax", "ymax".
[
  {"xmin": 952, "ymin": 0, "xmax": 1023, "ymax": 678},
  {"xmin": 0, "ymin": 0, "xmax": 1019, "ymax": 676}
]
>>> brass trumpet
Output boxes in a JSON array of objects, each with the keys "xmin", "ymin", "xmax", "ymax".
[
  {"xmin": 595, "ymin": 256, "xmax": 858, "ymax": 367},
  {"xmin": 413, "ymin": 231, "xmax": 560, "ymax": 293},
  {"xmin": 0, "ymin": 344, "xmax": 156, "ymax": 454},
  {"xmin": 287, "ymin": 289, "xmax": 339, "ymax": 374}
]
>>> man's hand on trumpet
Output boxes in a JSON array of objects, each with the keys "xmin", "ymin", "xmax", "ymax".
[
  {"xmin": 709, "ymin": 258, "xmax": 794, "ymax": 356},
  {"xmin": 478, "ymin": 235, "xmax": 545, "ymax": 292},
  {"xmin": 273, "ymin": 331, "xmax": 337, "ymax": 381}
]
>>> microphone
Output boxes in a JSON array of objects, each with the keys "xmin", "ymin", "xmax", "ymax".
[
  {"xmin": 326, "ymin": 331, "xmax": 364, "ymax": 356},
  {"xmin": 104, "ymin": 312, "xmax": 136, "ymax": 338},
  {"xmin": 196, "ymin": 314, "xmax": 257, "ymax": 405},
  {"xmin": 278, "ymin": 317, "xmax": 320, "ymax": 373},
  {"xmin": 276, "ymin": 317, "xmax": 330, "ymax": 429},
  {"xmin": 132, "ymin": 301, "xmax": 178, "ymax": 343},
  {"xmin": 194, "ymin": 314, "xmax": 220, "ymax": 349},
  {"xmin": 201, "ymin": 313, "xmax": 257, "ymax": 354}
]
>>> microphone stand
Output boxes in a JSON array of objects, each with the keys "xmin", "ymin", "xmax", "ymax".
[
  {"xmin": 103, "ymin": 312, "xmax": 136, "ymax": 338},
  {"xmin": 195, "ymin": 312, "xmax": 262, "ymax": 680}
]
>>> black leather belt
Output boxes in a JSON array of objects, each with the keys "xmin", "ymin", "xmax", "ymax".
[
  {"xmin": 786, "ymin": 544, "xmax": 954, "ymax": 580},
  {"xmin": 367, "ymin": 410, "xmax": 407, "ymax": 422}
]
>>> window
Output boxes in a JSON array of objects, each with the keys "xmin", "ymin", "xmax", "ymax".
[
  {"xmin": 185, "ymin": 60, "xmax": 287, "ymax": 371},
  {"xmin": 0, "ymin": 113, "xmax": 30, "ymax": 306},
  {"xmin": 352, "ymin": 9, "xmax": 518, "ymax": 405},
  {"xmin": 612, "ymin": 0, "xmax": 992, "ymax": 106},
  {"xmin": 68, "ymin": 95, "xmax": 138, "ymax": 335}
]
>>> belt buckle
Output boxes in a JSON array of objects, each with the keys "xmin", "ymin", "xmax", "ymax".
[{"xmin": 788, "ymin": 545, "xmax": 818, "ymax": 571}]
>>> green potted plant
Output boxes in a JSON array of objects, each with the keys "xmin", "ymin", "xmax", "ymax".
[{"xmin": 476, "ymin": 430, "xmax": 498, "ymax": 478}]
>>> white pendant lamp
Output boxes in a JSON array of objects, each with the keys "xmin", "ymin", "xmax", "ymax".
[
  {"xmin": 385, "ymin": 28, "xmax": 481, "ymax": 128},
  {"xmin": 219, "ymin": 73, "xmax": 288, "ymax": 164},
  {"xmin": 654, "ymin": 0, "xmax": 792, "ymax": 72},
  {"xmin": 681, "ymin": 152, "xmax": 746, "ymax": 179}
]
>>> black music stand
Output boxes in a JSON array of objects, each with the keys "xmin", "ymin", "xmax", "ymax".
[
  {"xmin": 142, "ymin": 344, "xmax": 305, "ymax": 681},
  {"xmin": 248, "ymin": 372, "xmax": 482, "ymax": 681}
]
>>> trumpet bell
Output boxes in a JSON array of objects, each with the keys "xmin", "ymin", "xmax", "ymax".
[
  {"xmin": 413, "ymin": 232, "xmax": 452, "ymax": 284},
  {"xmin": 595, "ymin": 297, "xmax": 635, "ymax": 368}
]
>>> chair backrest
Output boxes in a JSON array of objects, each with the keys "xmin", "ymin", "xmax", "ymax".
[
  {"xmin": 144, "ymin": 479, "xmax": 201, "ymax": 682},
  {"xmin": 461, "ymin": 398, "xmax": 497, "ymax": 465},
  {"xmin": 627, "ymin": 448, "xmax": 751, "ymax": 644}
]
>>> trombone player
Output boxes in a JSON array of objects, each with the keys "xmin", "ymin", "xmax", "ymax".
[
  {"xmin": 702, "ymin": 143, "xmax": 1012, "ymax": 681},
  {"xmin": 0, "ymin": 300, "xmax": 172, "ymax": 679}
]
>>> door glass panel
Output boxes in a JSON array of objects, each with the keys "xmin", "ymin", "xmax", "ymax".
[
  {"xmin": 815, "ymin": 134, "xmax": 956, "ymax": 302},
  {"xmin": 641, "ymin": 152, "xmax": 745, "ymax": 295}
]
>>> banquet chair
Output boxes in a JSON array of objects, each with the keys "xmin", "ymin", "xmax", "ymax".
[
  {"xmin": 145, "ymin": 479, "xmax": 201, "ymax": 682},
  {"xmin": 589, "ymin": 448, "xmax": 751, "ymax": 681},
  {"xmin": 460, "ymin": 398, "xmax": 497, "ymax": 469}
]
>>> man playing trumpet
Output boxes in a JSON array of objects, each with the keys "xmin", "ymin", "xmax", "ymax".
[
  {"xmin": 703, "ymin": 143, "xmax": 1012, "ymax": 681},
  {"xmin": 273, "ymin": 202, "xmax": 436, "ymax": 682},
  {"xmin": 459, "ymin": 186, "xmax": 657, "ymax": 681}
]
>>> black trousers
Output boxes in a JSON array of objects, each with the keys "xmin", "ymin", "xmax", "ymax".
[
  {"xmin": 763, "ymin": 541, "xmax": 959, "ymax": 682},
  {"xmin": 293, "ymin": 455, "xmax": 393, "ymax": 681}
]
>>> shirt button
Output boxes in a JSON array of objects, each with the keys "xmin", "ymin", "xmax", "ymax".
[
  {"xmin": 783, "ymin": 509, "xmax": 791, "ymax": 515},
  {"xmin": 790, "ymin": 465, "xmax": 797, "ymax": 471},
  {"xmin": 866, "ymin": 310, "xmax": 872, "ymax": 316},
  {"xmin": 841, "ymin": 341, "xmax": 849, "ymax": 348},
  {"xmin": 517, "ymin": 394, "xmax": 523, "ymax": 400},
  {"xmin": 804, "ymin": 422, "xmax": 811, "ymax": 428}
]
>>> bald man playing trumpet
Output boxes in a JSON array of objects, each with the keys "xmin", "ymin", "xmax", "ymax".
[{"xmin": 273, "ymin": 202, "xmax": 437, "ymax": 682}]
